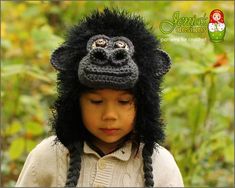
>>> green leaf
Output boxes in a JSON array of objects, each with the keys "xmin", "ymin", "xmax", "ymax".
[
  {"xmin": 31, "ymin": 25, "xmax": 64, "ymax": 51},
  {"xmin": 25, "ymin": 122, "xmax": 44, "ymax": 136},
  {"xmin": 19, "ymin": 95, "xmax": 36, "ymax": 109},
  {"xmin": 26, "ymin": 140, "xmax": 37, "ymax": 153},
  {"xmin": 210, "ymin": 66, "xmax": 230, "ymax": 74},
  {"xmin": 1, "ymin": 91, "xmax": 5, "ymax": 97},
  {"xmin": 1, "ymin": 39, "xmax": 12, "ymax": 49},
  {"xmin": 3, "ymin": 121, "xmax": 21, "ymax": 136},
  {"xmin": 21, "ymin": 5, "xmax": 40, "ymax": 18},
  {"xmin": 9, "ymin": 138, "xmax": 25, "ymax": 160},
  {"xmin": 224, "ymin": 142, "xmax": 234, "ymax": 163},
  {"xmin": 26, "ymin": 70, "xmax": 52, "ymax": 83},
  {"xmin": 1, "ymin": 64, "xmax": 26, "ymax": 77},
  {"xmin": 175, "ymin": 62, "xmax": 207, "ymax": 75}
]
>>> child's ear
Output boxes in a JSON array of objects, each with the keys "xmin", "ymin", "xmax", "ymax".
[
  {"xmin": 155, "ymin": 49, "xmax": 172, "ymax": 76},
  {"xmin": 50, "ymin": 45, "xmax": 77, "ymax": 71}
]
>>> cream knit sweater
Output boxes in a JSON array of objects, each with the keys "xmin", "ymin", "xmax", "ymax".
[{"xmin": 16, "ymin": 136, "xmax": 184, "ymax": 187}]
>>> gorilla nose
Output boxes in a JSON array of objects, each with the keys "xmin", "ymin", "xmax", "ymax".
[
  {"xmin": 89, "ymin": 48, "xmax": 129, "ymax": 66},
  {"xmin": 110, "ymin": 49, "xmax": 129, "ymax": 66}
]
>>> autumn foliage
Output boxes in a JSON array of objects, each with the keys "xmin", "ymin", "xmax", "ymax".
[{"xmin": 1, "ymin": 1, "xmax": 234, "ymax": 187}]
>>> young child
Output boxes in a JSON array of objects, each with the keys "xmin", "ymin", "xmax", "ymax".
[{"xmin": 16, "ymin": 8, "xmax": 184, "ymax": 187}]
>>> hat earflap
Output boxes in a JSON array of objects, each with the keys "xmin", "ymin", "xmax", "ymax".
[
  {"xmin": 50, "ymin": 45, "xmax": 78, "ymax": 71},
  {"xmin": 155, "ymin": 49, "xmax": 171, "ymax": 77}
]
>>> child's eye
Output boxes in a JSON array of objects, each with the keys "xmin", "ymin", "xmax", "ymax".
[
  {"xmin": 118, "ymin": 100, "xmax": 131, "ymax": 105},
  {"xmin": 90, "ymin": 100, "xmax": 103, "ymax": 104}
]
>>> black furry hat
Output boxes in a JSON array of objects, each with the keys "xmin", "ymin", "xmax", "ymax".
[{"xmin": 50, "ymin": 8, "xmax": 171, "ymax": 187}]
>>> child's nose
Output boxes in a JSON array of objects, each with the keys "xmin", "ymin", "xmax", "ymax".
[{"xmin": 101, "ymin": 103, "xmax": 118, "ymax": 121}]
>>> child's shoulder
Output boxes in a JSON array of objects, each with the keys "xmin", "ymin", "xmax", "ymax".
[
  {"xmin": 151, "ymin": 144, "xmax": 179, "ymax": 169},
  {"xmin": 30, "ymin": 135, "xmax": 68, "ymax": 159},
  {"xmin": 153, "ymin": 144, "xmax": 175, "ymax": 159},
  {"xmin": 16, "ymin": 136, "xmax": 69, "ymax": 187},
  {"xmin": 33, "ymin": 135, "xmax": 57, "ymax": 152},
  {"xmin": 138, "ymin": 143, "xmax": 183, "ymax": 186}
]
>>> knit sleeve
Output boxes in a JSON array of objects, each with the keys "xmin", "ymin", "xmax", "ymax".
[
  {"xmin": 152, "ymin": 145, "xmax": 184, "ymax": 187},
  {"xmin": 15, "ymin": 136, "xmax": 60, "ymax": 187}
]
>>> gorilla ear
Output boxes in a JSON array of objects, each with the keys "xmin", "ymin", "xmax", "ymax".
[
  {"xmin": 155, "ymin": 49, "xmax": 172, "ymax": 76},
  {"xmin": 50, "ymin": 45, "xmax": 77, "ymax": 71}
]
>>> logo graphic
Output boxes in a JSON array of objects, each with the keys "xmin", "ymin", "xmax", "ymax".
[
  {"xmin": 208, "ymin": 9, "xmax": 226, "ymax": 42},
  {"xmin": 159, "ymin": 11, "xmax": 207, "ymax": 34}
]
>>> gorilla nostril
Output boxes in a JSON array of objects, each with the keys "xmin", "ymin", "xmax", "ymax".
[
  {"xmin": 93, "ymin": 51, "xmax": 107, "ymax": 61},
  {"xmin": 111, "ymin": 49, "xmax": 129, "ymax": 66},
  {"xmin": 114, "ymin": 51, "xmax": 127, "ymax": 61},
  {"xmin": 90, "ymin": 48, "xmax": 108, "ymax": 65}
]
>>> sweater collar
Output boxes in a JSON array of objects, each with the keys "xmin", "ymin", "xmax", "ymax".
[{"xmin": 83, "ymin": 141, "xmax": 133, "ymax": 161}]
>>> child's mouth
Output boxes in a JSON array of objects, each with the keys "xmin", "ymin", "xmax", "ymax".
[{"xmin": 100, "ymin": 128, "xmax": 119, "ymax": 135}]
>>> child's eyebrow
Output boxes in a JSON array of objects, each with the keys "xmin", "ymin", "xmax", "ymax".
[
  {"xmin": 85, "ymin": 91, "xmax": 101, "ymax": 96},
  {"xmin": 88, "ymin": 90, "xmax": 132, "ymax": 95},
  {"xmin": 120, "ymin": 92, "xmax": 133, "ymax": 96},
  {"xmin": 88, "ymin": 90, "xmax": 99, "ymax": 94}
]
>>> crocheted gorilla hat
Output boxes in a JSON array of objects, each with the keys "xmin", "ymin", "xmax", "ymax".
[{"xmin": 50, "ymin": 8, "xmax": 171, "ymax": 187}]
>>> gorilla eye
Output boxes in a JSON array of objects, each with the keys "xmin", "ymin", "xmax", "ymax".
[
  {"xmin": 114, "ymin": 41, "xmax": 129, "ymax": 51},
  {"xmin": 92, "ymin": 38, "xmax": 108, "ymax": 49}
]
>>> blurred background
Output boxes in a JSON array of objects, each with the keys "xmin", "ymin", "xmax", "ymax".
[{"xmin": 1, "ymin": 1, "xmax": 234, "ymax": 187}]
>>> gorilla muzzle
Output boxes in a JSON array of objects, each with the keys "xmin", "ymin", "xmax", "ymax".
[{"xmin": 78, "ymin": 35, "xmax": 139, "ymax": 90}]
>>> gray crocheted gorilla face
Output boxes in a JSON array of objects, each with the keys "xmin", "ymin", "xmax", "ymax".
[{"xmin": 78, "ymin": 34, "xmax": 138, "ymax": 89}]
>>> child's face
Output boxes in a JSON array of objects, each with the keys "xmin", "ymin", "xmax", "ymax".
[{"xmin": 80, "ymin": 89, "xmax": 136, "ymax": 151}]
